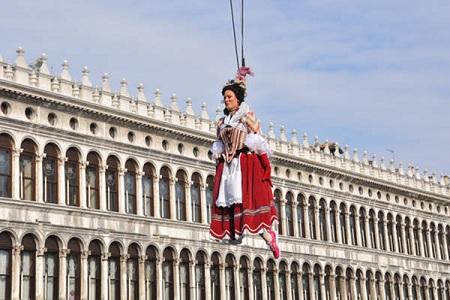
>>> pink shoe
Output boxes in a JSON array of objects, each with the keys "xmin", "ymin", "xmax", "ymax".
[{"xmin": 268, "ymin": 229, "xmax": 280, "ymax": 259}]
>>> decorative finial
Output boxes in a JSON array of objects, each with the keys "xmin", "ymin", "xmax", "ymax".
[
  {"xmin": 291, "ymin": 129, "xmax": 298, "ymax": 145},
  {"xmin": 353, "ymin": 148, "xmax": 359, "ymax": 162},
  {"xmin": 170, "ymin": 94, "xmax": 179, "ymax": 111},
  {"xmin": 185, "ymin": 97, "xmax": 194, "ymax": 115},
  {"xmin": 280, "ymin": 126, "xmax": 287, "ymax": 142},
  {"xmin": 215, "ymin": 106, "xmax": 222, "ymax": 122},
  {"xmin": 119, "ymin": 78, "xmax": 129, "ymax": 97},
  {"xmin": 102, "ymin": 73, "xmax": 111, "ymax": 92},
  {"xmin": 201, "ymin": 102, "xmax": 209, "ymax": 120},
  {"xmin": 61, "ymin": 60, "xmax": 72, "ymax": 81},
  {"xmin": 39, "ymin": 53, "xmax": 50, "ymax": 75},
  {"xmin": 81, "ymin": 66, "xmax": 92, "ymax": 87},
  {"xmin": 137, "ymin": 83, "xmax": 147, "ymax": 101},
  {"xmin": 303, "ymin": 132, "xmax": 309, "ymax": 148},
  {"xmin": 15, "ymin": 46, "xmax": 27, "ymax": 68},
  {"xmin": 154, "ymin": 89, "xmax": 162, "ymax": 106},
  {"xmin": 268, "ymin": 122, "xmax": 275, "ymax": 139}
]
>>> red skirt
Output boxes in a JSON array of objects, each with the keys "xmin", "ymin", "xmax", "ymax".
[{"xmin": 209, "ymin": 153, "xmax": 278, "ymax": 240}]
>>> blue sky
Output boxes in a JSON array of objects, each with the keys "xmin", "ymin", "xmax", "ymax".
[{"xmin": 1, "ymin": 0, "xmax": 450, "ymax": 175}]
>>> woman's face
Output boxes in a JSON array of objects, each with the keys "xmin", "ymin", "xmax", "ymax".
[{"xmin": 224, "ymin": 89, "xmax": 239, "ymax": 112}]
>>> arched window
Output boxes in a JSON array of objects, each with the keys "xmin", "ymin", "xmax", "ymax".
[
  {"xmin": 422, "ymin": 221, "xmax": 430, "ymax": 257},
  {"xmin": 291, "ymin": 263, "xmax": 300, "ymax": 300},
  {"xmin": 253, "ymin": 258, "xmax": 263, "ymax": 300},
  {"xmin": 420, "ymin": 277, "xmax": 427, "ymax": 299},
  {"xmin": 375, "ymin": 272, "xmax": 383, "ymax": 300},
  {"xmin": 303, "ymin": 264, "xmax": 312, "ymax": 300},
  {"xmin": 44, "ymin": 236, "xmax": 60, "ymax": 299},
  {"xmin": 413, "ymin": 220, "xmax": 421, "ymax": 256},
  {"xmin": 396, "ymin": 216, "xmax": 404, "ymax": 253},
  {"xmin": 297, "ymin": 194, "xmax": 306, "ymax": 238},
  {"xmin": 366, "ymin": 271, "xmax": 374, "ymax": 300},
  {"xmin": 108, "ymin": 242, "xmax": 121, "ymax": 299},
  {"xmin": 195, "ymin": 251, "xmax": 206, "ymax": 300},
  {"xmin": 88, "ymin": 240, "xmax": 102, "ymax": 300},
  {"xmin": 274, "ymin": 189, "xmax": 283, "ymax": 234},
  {"xmin": 0, "ymin": 231, "xmax": 13, "ymax": 298},
  {"xmin": 446, "ymin": 227, "xmax": 450, "ymax": 260},
  {"xmin": 86, "ymin": 152, "xmax": 100, "ymax": 209},
  {"xmin": 124, "ymin": 159, "xmax": 137, "ymax": 214},
  {"xmin": 430, "ymin": 223, "xmax": 437, "ymax": 259},
  {"xmin": 21, "ymin": 234, "xmax": 37, "ymax": 299},
  {"xmin": 285, "ymin": 192, "xmax": 294, "ymax": 237},
  {"xmin": 0, "ymin": 134, "xmax": 13, "ymax": 198},
  {"xmin": 180, "ymin": 249, "xmax": 191, "ymax": 300},
  {"xmin": 66, "ymin": 148, "xmax": 80, "ymax": 206},
  {"xmin": 175, "ymin": 170, "xmax": 187, "ymax": 221},
  {"xmin": 191, "ymin": 173, "xmax": 202, "ymax": 223},
  {"xmin": 438, "ymin": 225, "xmax": 445, "ymax": 260},
  {"xmin": 239, "ymin": 256, "xmax": 249, "ymax": 300},
  {"xmin": 339, "ymin": 204, "xmax": 347, "ymax": 244},
  {"xmin": 313, "ymin": 265, "xmax": 322, "ymax": 300},
  {"xmin": 162, "ymin": 248, "xmax": 175, "ymax": 299},
  {"xmin": 324, "ymin": 266, "xmax": 333, "ymax": 300},
  {"xmin": 206, "ymin": 176, "xmax": 214, "ymax": 224},
  {"xmin": 43, "ymin": 143, "xmax": 59, "ymax": 203},
  {"xmin": 445, "ymin": 280, "xmax": 450, "ymax": 300},
  {"xmin": 405, "ymin": 218, "xmax": 413, "ymax": 254},
  {"xmin": 403, "ymin": 275, "xmax": 410, "ymax": 300},
  {"xmin": 159, "ymin": 167, "xmax": 171, "ymax": 219},
  {"xmin": 145, "ymin": 246, "xmax": 158, "ymax": 299},
  {"xmin": 266, "ymin": 260, "xmax": 276, "ymax": 300},
  {"xmin": 359, "ymin": 208, "xmax": 367, "ymax": 247},
  {"xmin": 106, "ymin": 156, "xmax": 119, "ymax": 212},
  {"xmin": 142, "ymin": 163, "xmax": 154, "ymax": 216},
  {"xmin": 437, "ymin": 280, "xmax": 445, "ymax": 300},
  {"xmin": 356, "ymin": 270, "xmax": 363, "ymax": 300},
  {"xmin": 67, "ymin": 238, "xmax": 81, "ymax": 300},
  {"xmin": 329, "ymin": 201, "xmax": 338, "ymax": 243},
  {"xmin": 308, "ymin": 197, "xmax": 317, "ymax": 239},
  {"xmin": 378, "ymin": 212, "xmax": 386, "ymax": 250},
  {"xmin": 349, "ymin": 206, "xmax": 357, "ymax": 245},
  {"xmin": 394, "ymin": 274, "xmax": 401, "ymax": 300},
  {"xmin": 411, "ymin": 276, "xmax": 419, "ymax": 300},
  {"xmin": 279, "ymin": 262, "xmax": 288, "ymax": 300},
  {"xmin": 345, "ymin": 268, "xmax": 353, "ymax": 300},
  {"xmin": 127, "ymin": 244, "xmax": 139, "ymax": 300},
  {"xmin": 225, "ymin": 254, "xmax": 236, "ymax": 300},
  {"xmin": 210, "ymin": 252, "xmax": 221, "ymax": 300},
  {"xmin": 319, "ymin": 199, "xmax": 327, "ymax": 241},
  {"xmin": 20, "ymin": 139, "xmax": 37, "ymax": 201},
  {"xmin": 387, "ymin": 214, "xmax": 395, "ymax": 252},
  {"xmin": 429, "ymin": 279, "xmax": 436, "ymax": 300},
  {"xmin": 335, "ymin": 267, "xmax": 343, "ymax": 300},
  {"xmin": 384, "ymin": 273, "xmax": 392, "ymax": 300},
  {"xmin": 369, "ymin": 210, "xmax": 377, "ymax": 249}
]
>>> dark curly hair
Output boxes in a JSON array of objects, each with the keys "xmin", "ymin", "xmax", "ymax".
[{"xmin": 222, "ymin": 83, "xmax": 246, "ymax": 115}]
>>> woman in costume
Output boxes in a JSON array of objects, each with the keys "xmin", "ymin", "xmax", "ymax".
[{"xmin": 209, "ymin": 67, "xmax": 280, "ymax": 258}]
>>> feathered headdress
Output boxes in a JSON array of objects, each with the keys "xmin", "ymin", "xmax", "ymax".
[{"xmin": 223, "ymin": 66, "xmax": 254, "ymax": 91}]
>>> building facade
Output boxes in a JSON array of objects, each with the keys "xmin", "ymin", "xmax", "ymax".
[{"xmin": 0, "ymin": 47, "xmax": 450, "ymax": 300}]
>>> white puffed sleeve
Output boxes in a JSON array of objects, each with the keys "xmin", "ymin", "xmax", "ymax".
[
  {"xmin": 211, "ymin": 140, "xmax": 225, "ymax": 159},
  {"xmin": 244, "ymin": 133, "xmax": 272, "ymax": 157}
]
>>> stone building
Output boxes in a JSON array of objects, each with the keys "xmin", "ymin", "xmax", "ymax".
[{"xmin": 0, "ymin": 47, "xmax": 450, "ymax": 300}]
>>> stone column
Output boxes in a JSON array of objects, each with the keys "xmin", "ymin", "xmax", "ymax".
[
  {"xmin": 170, "ymin": 178, "xmax": 177, "ymax": 220},
  {"xmin": 389, "ymin": 279, "xmax": 395, "ymax": 300},
  {"xmin": 219, "ymin": 264, "xmax": 226, "ymax": 300},
  {"xmin": 34, "ymin": 154, "xmax": 43, "ymax": 202},
  {"xmin": 185, "ymin": 183, "xmax": 192, "ymax": 222},
  {"xmin": 59, "ymin": 249, "xmax": 69, "ymax": 300},
  {"xmin": 11, "ymin": 245, "xmax": 23, "ymax": 300},
  {"xmin": 280, "ymin": 199, "xmax": 287, "ymax": 236},
  {"xmin": 345, "ymin": 212, "xmax": 351, "ymax": 245},
  {"xmin": 401, "ymin": 222, "xmax": 407, "ymax": 254},
  {"xmin": 339, "ymin": 274, "xmax": 347, "ymax": 300},
  {"xmin": 153, "ymin": 175, "xmax": 160, "ymax": 218},
  {"xmin": 329, "ymin": 272, "xmax": 336, "ymax": 300},
  {"xmin": 418, "ymin": 225, "xmax": 425, "ymax": 257},
  {"xmin": 173, "ymin": 258, "xmax": 180, "ymax": 300},
  {"xmin": 391, "ymin": 221, "xmax": 398, "ymax": 252},
  {"xmin": 234, "ymin": 265, "xmax": 241, "ymax": 300},
  {"xmin": 298, "ymin": 270, "xmax": 304, "ymax": 300},
  {"xmin": 442, "ymin": 231, "xmax": 448, "ymax": 260},
  {"xmin": 350, "ymin": 275, "xmax": 357, "ymax": 300},
  {"xmin": 407, "ymin": 282, "xmax": 413, "ymax": 300},
  {"xmin": 35, "ymin": 247, "xmax": 45, "ymax": 300},
  {"xmin": 101, "ymin": 252, "xmax": 110, "ymax": 300},
  {"xmin": 383, "ymin": 220, "xmax": 389, "ymax": 251},
  {"xmin": 136, "ymin": 172, "xmax": 143, "ymax": 216},
  {"xmin": 409, "ymin": 226, "xmax": 416, "ymax": 256},
  {"xmin": 58, "ymin": 157, "xmax": 67, "ymax": 205},
  {"xmin": 314, "ymin": 207, "xmax": 321, "ymax": 240},
  {"xmin": 286, "ymin": 270, "xmax": 292, "ymax": 300},
  {"xmin": 156, "ymin": 258, "xmax": 163, "ymax": 300},
  {"xmin": 398, "ymin": 281, "xmax": 404, "ymax": 300},
  {"xmin": 303, "ymin": 200, "xmax": 310, "ymax": 239},
  {"xmin": 139, "ymin": 255, "xmax": 146, "ymax": 298},
  {"xmin": 292, "ymin": 201, "xmax": 299, "ymax": 238},
  {"xmin": 364, "ymin": 216, "xmax": 370, "ymax": 248},
  {"xmin": 434, "ymin": 231, "xmax": 441, "ymax": 260},
  {"xmin": 204, "ymin": 262, "xmax": 211, "ymax": 300},
  {"xmin": 80, "ymin": 250, "xmax": 89, "ymax": 300},
  {"xmin": 11, "ymin": 148, "xmax": 21, "ymax": 199},
  {"xmin": 335, "ymin": 210, "xmax": 342, "ymax": 244},
  {"xmin": 426, "ymin": 228, "xmax": 433, "ymax": 258},
  {"xmin": 261, "ymin": 267, "xmax": 268, "ymax": 300},
  {"xmin": 200, "ymin": 185, "xmax": 207, "ymax": 225},
  {"xmin": 325, "ymin": 207, "xmax": 332, "ymax": 242},
  {"xmin": 189, "ymin": 261, "xmax": 196, "ymax": 300},
  {"xmin": 118, "ymin": 168, "xmax": 126, "ymax": 213},
  {"xmin": 247, "ymin": 267, "xmax": 254, "ymax": 300},
  {"xmin": 120, "ymin": 254, "xmax": 129, "ymax": 300},
  {"xmin": 373, "ymin": 217, "xmax": 380, "ymax": 250},
  {"xmin": 79, "ymin": 161, "xmax": 87, "ymax": 208},
  {"xmin": 354, "ymin": 212, "xmax": 361, "ymax": 246},
  {"xmin": 274, "ymin": 268, "xmax": 280, "ymax": 300},
  {"xmin": 360, "ymin": 276, "xmax": 367, "ymax": 300},
  {"xmin": 378, "ymin": 278, "xmax": 385, "ymax": 300},
  {"xmin": 319, "ymin": 272, "xmax": 326, "ymax": 300},
  {"xmin": 99, "ymin": 164, "xmax": 107, "ymax": 211}
]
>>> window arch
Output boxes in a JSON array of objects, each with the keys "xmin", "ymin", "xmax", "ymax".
[
  {"xmin": 308, "ymin": 196, "xmax": 317, "ymax": 239},
  {"xmin": 180, "ymin": 249, "xmax": 191, "ymax": 300},
  {"xmin": 446, "ymin": 226, "xmax": 450, "ymax": 260},
  {"xmin": 225, "ymin": 254, "xmax": 236, "ymax": 300},
  {"xmin": 339, "ymin": 203, "xmax": 348, "ymax": 244},
  {"xmin": 253, "ymin": 258, "xmax": 263, "ymax": 300},
  {"xmin": 324, "ymin": 266, "xmax": 333, "ymax": 300},
  {"xmin": 86, "ymin": 152, "xmax": 100, "ymax": 209},
  {"xmin": 329, "ymin": 201, "xmax": 338, "ymax": 243},
  {"xmin": 335, "ymin": 267, "xmax": 344, "ymax": 300},
  {"xmin": 159, "ymin": 167, "xmax": 171, "ymax": 219},
  {"xmin": 396, "ymin": 216, "xmax": 404, "ymax": 253},
  {"xmin": 44, "ymin": 236, "xmax": 60, "ymax": 299},
  {"xmin": 384, "ymin": 273, "xmax": 392, "ymax": 300},
  {"xmin": 279, "ymin": 261, "xmax": 288, "ymax": 300},
  {"xmin": 438, "ymin": 225, "xmax": 445, "ymax": 260},
  {"xmin": 67, "ymin": 238, "xmax": 82, "ymax": 299},
  {"xmin": 191, "ymin": 173, "xmax": 202, "ymax": 223},
  {"xmin": 420, "ymin": 277, "xmax": 427, "ymax": 299},
  {"xmin": 403, "ymin": 275, "xmax": 410, "ymax": 300},
  {"xmin": 285, "ymin": 192, "xmax": 294, "ymax": 237},
  {"xmin": 125, "ymin": 159, "xmax": 138, "ymax": 214},
  {"xmin": 437, "ymin": 280, "xmax": 445, "ymax": 300},
  {"xmin": 319, "ymin": 199, "xmax": 327, "ymax": 241},
  {"xmin": 429, "ymin": 279, "xmax": 436, "ymax": 300},
  {"xmin": 239, "ymin": 256, "xmax": 250, "ymax": 300},
  {"xmin": 108, "ymin": 242, "xmax": 122, "ymax": 299},
  {"xmin": 369, "ymin": 210, "xmax": 377, "ymax": 249},
  {"xmin": 142, "ymin": 163, "xmax": 155, "ymax": 216},
  {"xmin": 405, "ymin": 217, "xmax": 413, "ymax": 255},
  {"xmin": 375, "ymin": 272, "xmax": 383, "ymax": 300},
  {"xmin": 349, "ymin": 206, "xmax": 357, "ymax": 246},
  {"xmin": 422, "ymin": 221, "xmax": 430, "ymax": 257},
  {"xmin": 145, "ymin": 246, "xmax": 158, "ymax": 299},
  {"xmin": 413, "ymin": 219, "xmax": 421, "ymax": 256},
  {"xmin": 345, "ymin": 268, "xmax": 353, "ymax": 300},
  {"xmin": 0, "ymin": 231, "xmax": 13, "ymax": 298},
  {"xmin": 366, "ymin": 271, "xmax": 374, "ymax": 300},
  {"xmin": 387, "ymin": 214, "xmax": 395, "ymax": 252},
  {"xmin": 291, "ymin": 263, "xmax": 300, "ymax": 300},
  {"xmin": 20, "ymin": 139, "xmax": 37, "ymax": 201},
  {"xmin": 297, "ymin": 194, "xmax": 306, "ymax": 238},
  {"xmin": 378, "ymin": 212, "xmax": 386, "ymax": 250},
  {"xmin": 356, "ymin": 269, "xmax": 364, "ymax": 300},
  {"xmin": 206, "ymin": 176, "xmax": 214, "ymax": 224},
  {"xmin": 106, "ymin": 156, "xmax": 120, "ymax": 212},
  {"xmin": 430, "ymin": 223, "xmax": 438, "ymax": 259},
  {"xmin": 21, "ymin": 233, "xmax": 37, "ymax": 299},
  {"xmin": 175, "ymin": 170, "xmax": 187, "ymax": 221},
  {"xmin": 393, "ymin": 274, "xmax": 401, "ymax": 300},
  {"xmin": 88, "ymin": 240, "xmax": 102, "ymax": 299},
  {"xmin": 195, "ymin": 251, "xmax": 207, "ymax": 300},
  {"xmin": 66, "ymin": 148, "xmax": 81, "ymax": 207},
  {"xmin": 0, "ymin": 133, "xmax": 13, "ymax": 198},
  {"xmin": 359, "ymin": 208, "xmax": 367, "ymax": 247},
  {"xmin": 162, "ymin": 248, "xmax": 175, "ymax": 299},
  {"xmin": 274, "ymin": 189, "xmax": 283, "ymax": 234},
  {"xmin": 127, "ymin": 244, "xmax": 140, "ymax": 300},
  {"xmin": 43, "ymin": 143, "xmax": 60, "ymax": 204},
  {"xmin": 411, "ymin": 276, "xmax": 419, "ymax": 300},
  {"xmin": 266, "ymin": 260, "xmax": 276, "ymax": 300},
  {"xmin": 313, "ymin": 265, "xmax": 322, "ymax": 300},
  {"xmin": 210, "ymin": 252, "xmax": 221, "ymax": 300}
]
